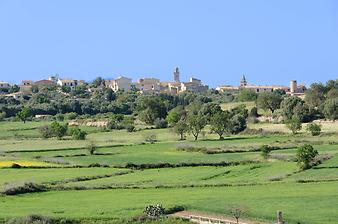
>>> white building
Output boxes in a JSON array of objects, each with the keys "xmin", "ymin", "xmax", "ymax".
[{"xmin": 57, "ymin": 79, "xmax": 78, "ymax": 90}]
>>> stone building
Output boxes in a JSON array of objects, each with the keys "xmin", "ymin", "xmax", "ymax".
[{"xmin": 105, "ymin": 76, "xmax": 132, "ymax": 92}]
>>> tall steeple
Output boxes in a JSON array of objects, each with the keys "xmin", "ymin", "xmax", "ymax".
[
  {"xmin": 173, "ymin": 67, "xmax": 180, "ymax": 82},
  {"xmin": 240, "ymin": 74, "xmax": 247, "ymax": 86}
]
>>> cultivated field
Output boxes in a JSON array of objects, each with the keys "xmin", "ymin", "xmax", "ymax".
[{"xmin": 0, "ymin": 120, "xmax": 337, "ymax": 224}]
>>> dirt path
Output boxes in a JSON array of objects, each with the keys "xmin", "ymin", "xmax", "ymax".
[{"xmin": 172, "ymin": 210, "xmax": 268, "ymax": 224}]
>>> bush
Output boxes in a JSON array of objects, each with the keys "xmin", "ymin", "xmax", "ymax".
[
  {"xmin": 125, "ymin": 124, "xmax": 135, "ymax": 132},
  {"xmin": 260, "ymin": 145, "xmax": 273, "ymax": 159},
  {"xmin": 145, "ymin": 134, "xmax": 157, "ymax": 144},
  {"xmin": 3, "ymin": 182, "xmax": 47, "ymax": 195},
  {"xmin": 164, "ymin": 205, "xmax": 185, "ymax": 215},
  {"xmin": 55, "ymin": 113, "xmax": 64, "ymax": 121},
  {"xmin": 154, "ymin": 118, "xmax": 168, "ymax": 129},
  {"xmin": 38, "ymin": 125, "xmax": 53, "ymax": 139},
  {"xmin": 306, "ymin": 123, "xmax": 321, "ymax": 136},
  {"xmin": 87, "ymin": 142, "xmax": 97, "ymax": 155},
  {"xmin": 296, "ymin": 144, "xmax": 319, "ymax": 170},
  {"xmin": 285, "ymin": 117, "xmax": 302, "ymax": 134},
  {"xmin": 65, "ymin": 112, "xmax": 77, "ymax": 120},
  {"xmin": 11, "ymin": 163, "xmax": 22, "ymax": 168},
  {"xmin": 144, "ymin": 204, "xmax": 165, "ymax": 218},
  {"xmin": 50, "ymin": 122, "xmax": 68, "ymax": 140},
  {"xmin": 69, "ymin": 127, "xmax": 87, "ymax": 140},
  {"xmin": 7, "ymin": 215, "xmax": 52, "ymax": 224}
]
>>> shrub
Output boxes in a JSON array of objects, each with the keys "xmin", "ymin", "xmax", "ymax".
[
  {"xmin": 154, "ymin": 118, "xmax": 168, "ymax": 129},
  {"xmin": 87, "ymin": 142, "xmax": 97, "ymax": 155},
  {"xmin": 50, "ymin": 122, "xmax": 68, "ymax": 140},
  {"xmin": 306, "ymin": 123, "xmax": 321, "ymax": 136},
  {"xmin": 296, "ymin": 144, "xmax": 319, "ymax": 170},
  {"xmin": 69, "ymin": 127, "xmax": 87, "ymax": 140},
  {"xmin": 3, "ymin": 182, "xmax": 47, "ymax": 195},
  {"xmin": 125, "ymin": 124, "xmax": 135, "ymax": 132},
  {"xmin": 144, "ymin": 204, "xmax": 165, "ymax": 218},
  {"xmin": 39, "ymin": 125, "xmax": 53, "ymax": 139},
  {"xmin": 55, "ymin": 113, "xmax": 65, "ymax": 121},
  {"xmin": 145, "ymin": 134, "xmax": 157, "ymax": 144},
  {"xmin": 164, "ymin": 205, "xmax": 185, "ymax": 215},
  {"xmin": 11, "ymin": 163, "xmax": 22, "ymax": 168},
  {"xmin": 65, "ymin": 112, "xmax": 77, "ymax": 120},
  {"xmin": 7, "ymin": 215, "xmax": 52, "ymax": 224},
  {"xmin": 285, "ymin": 117, "xmax": 302, "ymax": 134},
  {"xmin": 260, "ymin": 145, "xmax": 273, "ymax": 159}
]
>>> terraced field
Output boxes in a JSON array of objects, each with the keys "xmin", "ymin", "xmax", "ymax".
[{"xmin": 0, "ymin": 121, "xmax": 337, "ymax": 224}]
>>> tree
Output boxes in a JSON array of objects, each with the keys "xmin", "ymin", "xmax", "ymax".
[
  {"xmin": 306, "ymin": 123, "xmax": 322, "ymax": 136},
  {"xmin": 166, "ymin": 106, "xmax": 185, "ymax": 125},
  {"xmin": 210, "ymin": 111, "xmax": 230, "ymax": 140},
  {"xmin": 9, "ymin": 84, "xmax": 20, "ymax": 93},
  {"xmin": 69, "ymin": 127, "xmax": 87, "ymax": 140},
  {"xmin": 173, "ymin": 120, "xmax": 189, "ymax": 140},
  {"xmin": 229, "ymin": 206, "xmax": 247, "ymax": 224},
  {"xmin": 323, "ymin": 98, "xmax": 338, "ymax": 120},
  {"xmin": 281, "ymin": 96, "xmax": 311, "ymax": 122},
  {"xmin": 296, "ymin": 144, "xmax": 318, "ymax": 170},
  {"xmin": 16, "ymin": 107, "xmax": 31, "ymax": 123},
  {"xmin": 256, "ymin": 92, "xmax": 282, "ymax": 113},
  {"xmin": 87, "ymin": 141, "xmax": 97, "ymax": 155},
  {"xmin": 50, "ymin": 121, "xmax": 68, "ymax": 140},
  {"xmin": 237, "ymin": 89, "xmax": 257, "ymax": 102},
  {"xmin": 38, "ymin": 125, "xmax": 53, "ymax": 139},
  {"xmin": 285, "ymin": 117, "xmax": 302, "ymax": 134},
  {"xmin": 227, "ymin": 114, "xmax": 247, "ymax": 134},
  {"xmin": 136, "ymin": 96, "xmax": 168, "ymax": 124},
  {"xmin": 260, "ymin": 145, "xmax": 273, "ymax": 160},
  {"xmin": 187, "ymin": 113, "xmax": 206, "ymax": 140}
]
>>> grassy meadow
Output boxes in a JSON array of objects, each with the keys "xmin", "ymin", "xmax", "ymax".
[{"xmin": 0, "ymin": 117, "xmax": 337, "ymax": 224}]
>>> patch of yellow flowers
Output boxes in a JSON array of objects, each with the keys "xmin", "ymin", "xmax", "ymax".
[{"xmin": 0, "ymin": 161, "xmax": 49, "ymax": 167}]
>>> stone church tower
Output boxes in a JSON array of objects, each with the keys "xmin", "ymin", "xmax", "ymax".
[
  {"xmin": 174, "ymin": 67, "xmax": 180, "ymax": 82},
  {"xmin": 240, "ymin": 75, "xmax": 247, "ymax": 86}
]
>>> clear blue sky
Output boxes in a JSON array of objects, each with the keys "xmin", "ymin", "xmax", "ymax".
[{"xmin": 1, "ymin": 0, "xmax": 338, "ymax": 87}]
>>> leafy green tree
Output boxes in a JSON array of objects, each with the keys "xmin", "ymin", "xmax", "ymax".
[
  {"xmin": 323, "ymin": 98, "xmax": 338, "ymax": 120},
  {"xmin": 285, "ymin": 117, "xmax": 302, "ymax": 134},
  {"xmin": 9, "ymin": 84, "xmax": 20, "ymax": 93},
  {"xmin": 227, "ymin": 114, "xmax": 247, "ymax": 134},
  {"xmin": 136, "ymin": 96, "xmax": 168, "ymax": 124},
  {"xmin": 187, "ymin": 113, "xmax": 207, "ymax": 140},
  {"xmin": 61, "ymin": 86, "xmax": 71, "ymax": 93},
  {"xmin": 173, "ymin": 120, "xmax": 189, "ymax": 140},
  {"xmin": 210, "ymin": 111, "xmax": 230, "ymax": 139},
  {"xmin": 50, "ymin": 122, "xmax": 68, "ymax": 140},
  {"xmin": 16, "ymin": 107, "xmax": 31, "ymax": 123},
  {"xmin": 281, "ymin": 96, "xmax": 311, "ymax": 122},
  {"xmin": 87, "ymin": 141, "xmax": 97, "ymax": 155},
  {"xmin": 306, "ymin": 123, "xmax": 322, "ymax": 136},
  {"xmin": 260, "ymin": 145, "xmax": 273, "ymax": 160},
  {"xmin": 69, "ymin": 127, "xmax": 87, "ymax": 140},
  {"xmin": 237, "ymin": 89, "xmax": 257, "ymax": 102},
  {"xmin": 166, "ymin": 106, "xmax": 185, "ymax": 125},
  {"xmin": 256, "ymin": 92, "xmax": 282, "ymax": 113},
  {"xmin": 38, "ymin": 125, "xmax": 53, "ymax": 138},
  {"xmin": 200, "ymin": 102, "xmax": 222, "ymax": 121},
  {"xmin": 296, "ymin": 144, "xmax": 318, "ymax": 170}
]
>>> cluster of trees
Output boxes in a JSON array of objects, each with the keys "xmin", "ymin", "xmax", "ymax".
[
  {"xmin": 0, "ymin": 80, "xmax": 232, "ymax": 120},
  {"xmin": 254, "ymin": 80, "xmax": 337, "ymax": 122},
  {"xmin": 168, "ymin": 103, "xmax": 248, "ymax": 140},
  {"xmin": 39, "ymin": 122, "xmax": 87, "ymax": 140}
]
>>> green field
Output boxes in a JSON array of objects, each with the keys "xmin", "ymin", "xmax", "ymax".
[{"xmin": 0, "ymin": 121, "xmax": 337, "ymax": 224}]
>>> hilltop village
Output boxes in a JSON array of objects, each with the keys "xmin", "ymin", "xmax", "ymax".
[{"xmin": 0, "ymin": 67, "xmax": 305, "ymax": 98}]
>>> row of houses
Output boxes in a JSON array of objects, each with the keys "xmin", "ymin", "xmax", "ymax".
[
  {"xmin": 1, "ymin": 70, "xmax": 306, "ymax": 97},
  {"xmin": 216, "ymin": 75, "xmax": 306, "ymax": 96}
]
